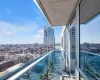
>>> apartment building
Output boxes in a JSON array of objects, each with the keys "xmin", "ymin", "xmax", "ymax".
[{"xmin": 44, "ymin": 27, "xmax": 55, "ymax": 50}]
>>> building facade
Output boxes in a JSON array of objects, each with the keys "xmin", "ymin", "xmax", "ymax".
[{"xmin": 44, "ymin": 27, "xmax": 55, "ymax": 50}]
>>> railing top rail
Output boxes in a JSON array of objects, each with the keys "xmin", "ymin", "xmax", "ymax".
[
  {"xmin": 80, "ymin": 51, "xmax": 100, "ymax": 57},
  {"xmin": 7, "ymin": 50, "xmax": 53, "ymax": 80}
]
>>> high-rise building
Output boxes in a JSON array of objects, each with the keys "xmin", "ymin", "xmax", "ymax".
[{"xmin": 44, "ymin": 27, "xmax": 55, "ymax": 50}]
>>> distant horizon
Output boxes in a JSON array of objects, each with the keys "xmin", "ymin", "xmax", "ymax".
[
  {"xmin": 0, "ymin": 43, "xmax": 60, "ymax": 45},
  {"xmin": 81, "ymin": 42, "xmax": 100, "ymax": 44}
]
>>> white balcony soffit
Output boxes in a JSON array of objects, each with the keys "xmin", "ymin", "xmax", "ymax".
[
  {"xmin": 80, "ymin": 0, "xmax": 100, "ymax": 24},
  {"xmin": 35, "ymin": 0, "xmax": 78, "ymax": 26}
]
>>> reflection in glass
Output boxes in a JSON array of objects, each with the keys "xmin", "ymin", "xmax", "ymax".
[{"xmin": 80, "ymin": 1, "xmax": 100, "ymax": 79}]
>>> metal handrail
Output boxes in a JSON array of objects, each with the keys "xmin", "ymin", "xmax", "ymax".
[
  {"xmin": 7, "ymin": 51, "xmax": 53, "ymax": 80},
  {"xmin": 80, "ymin": 51, "xmax": 100, "ymax": 57}
]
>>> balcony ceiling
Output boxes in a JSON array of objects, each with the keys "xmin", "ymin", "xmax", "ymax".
[
  {"xmin": 35, "ymin": 0, "xmax": 78, "ymax": 26},
  {"xmin": 80, "ymin": 0, "xmax": 100, "ymax": 24}
]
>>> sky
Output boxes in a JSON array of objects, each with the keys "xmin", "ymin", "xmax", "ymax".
[
  {"xmin": 0, "ymin": 0, "xmax": 60, "ymax": 44},
  {"xmin": 80, "ymin": 14, "xmax": 100, "ymax": 44}
]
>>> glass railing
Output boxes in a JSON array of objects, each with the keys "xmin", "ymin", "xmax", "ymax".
[
  {"xmin": 0, "ymin": 50, "xmax": 66, "ymax": 80},
  {"xmin": 70, "ymin": 51, "xmax": 76, "ymax": 76},
  {"xmin": 71, "ymin": 51, "xmax": 76, "ymax": 60},
  {"xmin": 80, "ymin": 51, "xmax": 100, "ymax": 80}
]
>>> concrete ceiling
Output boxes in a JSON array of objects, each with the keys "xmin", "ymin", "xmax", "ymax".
[
  {"xmin": 35, "ymin": 0, "xmax": 100, "ymax": 25},
  {"xmin": 36, "ymin": 0, "xmax": 78, "ymax": 26},
  {"xmin": 80, "ymin": 0, "xmax": 100, "ymax": 24}
]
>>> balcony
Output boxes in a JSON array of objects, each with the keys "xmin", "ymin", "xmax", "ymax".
[
  {"xmin": 0, "ymin": 50, "xmax": 75, "ymax": 80},
  {"xmin": 80, "ymin": 51, "xmax": 100, "ymax": 80},
  {"xmin": 0, "ymin": 41, "xmax": 99, "ymax": 80},
  {"xmin": 0, "ymin": 48, "xmax": 99, "ymax": 80}
]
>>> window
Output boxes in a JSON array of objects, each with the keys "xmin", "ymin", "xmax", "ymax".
[{"xmin": 80, "ymin": 0, "xmax": 100, "ymax": 79}]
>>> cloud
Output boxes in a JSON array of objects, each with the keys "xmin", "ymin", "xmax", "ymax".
[
  {"xmin": 38, "ymin": 29, "xmax": 44, "ymax": 34},
  {"xmin": 0, "ymin": 31, "xmax": 15, "ymax": 37},
  {"xmin": 33, "ymin": 34, "xmax": 43, "ymax": 43},
  {"xmin": 33, "ymin": 29, "xmax": 44, "ymax": 43},
  {"xmin": 0, "ymin": 21, "xmax": 45, "ymax": 44},
  {"xmin": 55, "ymin": 36, "xmax": 60, "ymax": 43},
  {"xmin": 6, "ymin": 8, "xmax": 11, "ymax": 14},
  {"xmin": 0, "ymin": 21, "xmax": 60, "ymax": 44},
  {"xmin": 0, "ymin": 21, "xmax": 39, "ymax": 37}
]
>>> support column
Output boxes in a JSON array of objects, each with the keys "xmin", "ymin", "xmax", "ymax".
[
  {"xmin": 67, "ymin": 26, "xmax": 71, "ymax": 72},
  {"xmin": 76, "ymin": 5, "xmax": 80, "ymax": 80}
]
